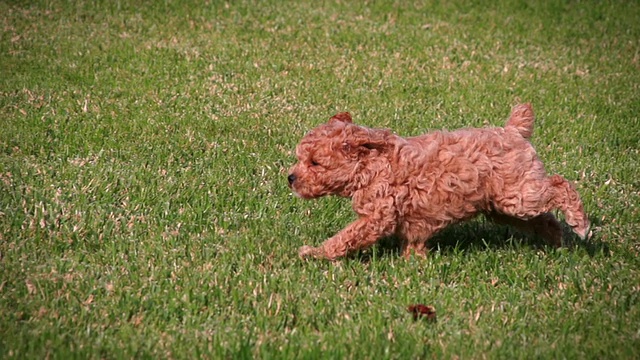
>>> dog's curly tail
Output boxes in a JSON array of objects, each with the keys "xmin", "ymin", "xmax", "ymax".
[{"xmin": 505, "ymin": 103, "xmax": 535, "ymax": 139}]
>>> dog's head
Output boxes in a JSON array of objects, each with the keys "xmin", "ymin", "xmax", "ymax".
[{"xmin": 287, "ymin": 112, "xmax": 392, "ymax": 199}]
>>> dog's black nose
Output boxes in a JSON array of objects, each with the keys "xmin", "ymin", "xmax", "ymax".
[{"xmin": 287, "ymin": 174, "xmax": 296, "ymax": 186}]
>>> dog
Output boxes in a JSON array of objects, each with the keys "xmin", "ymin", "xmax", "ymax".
[{"xmin": 287, "ymin": 104, "xmax": 590, "ymax": 260}]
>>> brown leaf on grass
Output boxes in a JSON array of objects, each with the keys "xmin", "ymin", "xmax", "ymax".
[
  {"xmin": 37, "ymin": 306, "xmax": 48, "ymax": 318},
  {"xmin": 83, "ymin": 294, "xmax": 94, "ymax": 306},
  {"xmin": 105, "ymin": 282, "xmax": 114, "ymax": 293},
  {"xmin": 387, "ymin": 327, "xmax": 395, "ymax": 342},
  {"xmin": 407, "ymin": 304, "xmax": 437, "ymax": 322},
  {"xmin": 131, "ymin": 313, "xmax": 144, "ymax": 327},
  {"xmin": 25, "ymin": 279, "xmax": 36, "ymax": 295}
]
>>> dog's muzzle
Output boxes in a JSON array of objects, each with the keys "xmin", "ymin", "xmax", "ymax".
[{"xmin": 287, "ymin": 174, "xmax": 296, "ymax": 187}]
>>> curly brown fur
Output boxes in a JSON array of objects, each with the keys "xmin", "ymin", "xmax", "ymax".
[{"xmin": 287, "ymin": 104, "xmax": 590, "ymax": 260}]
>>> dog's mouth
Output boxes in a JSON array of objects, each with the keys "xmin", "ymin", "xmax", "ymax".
[
  {"xmin": 290, "ymin": 187, "xmax": 329, "ymax": 200},
  {"xmin": 291, "ymin": 190, "xmax": 305, "ymax": 199},
  {"xmin": 287, "ymin": 173, "xmax": 304, "ymax": 198},
  {"xmin": 287, "ymin": 174, "xmax": 320, "ymax": 199},
  {"xmin": 290, "ymin": 188, "xmax": 314, "ymax": 199},
  {"xmin": 289, "ymin": 184, "xmax": 313, "ymax": 200}
]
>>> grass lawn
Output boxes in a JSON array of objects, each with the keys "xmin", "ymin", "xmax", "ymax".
[{"xmin": 1, "ymin": 0, "xmax": 639, "ymax": 358}]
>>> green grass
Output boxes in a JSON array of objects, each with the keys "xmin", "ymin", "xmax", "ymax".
[{"xmin": 1, "ymin": 0, "xmax": 639, "ymax": 358}]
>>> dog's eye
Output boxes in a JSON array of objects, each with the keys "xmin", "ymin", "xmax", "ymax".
[{"xmin": 310, "ymin": 160, "xmax": 320, "ymax": 167}]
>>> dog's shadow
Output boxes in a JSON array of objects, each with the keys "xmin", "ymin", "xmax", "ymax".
[{"xmin": 360, "ymin": 216, "xmax": 608, "ymax": 261}]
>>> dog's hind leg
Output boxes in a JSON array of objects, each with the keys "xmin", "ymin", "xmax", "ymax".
[
  {"xmin": 400, "ymin": 239, "xmax": 428, "ymax": 259},
  {"xmin": 491, "ymin": 174, "xmax": 589, "ymax": 241}
]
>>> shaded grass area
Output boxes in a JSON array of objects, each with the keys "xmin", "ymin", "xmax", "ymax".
[{"xmin": 1, "ymin": 0, "xmax": 639, "ymax": 358}]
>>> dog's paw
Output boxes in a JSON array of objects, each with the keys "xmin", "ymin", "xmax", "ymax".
[{"xmin": 298, "ymin": 245, "xmax": 323, "ymax": 259}]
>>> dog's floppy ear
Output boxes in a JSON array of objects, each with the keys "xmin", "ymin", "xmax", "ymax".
[
  {"xmin": 329, "ymin": 112, "xmax": 353, "ymax": 124},
  {"xmin": 342, "ymin": 127, "xmax": 389, "ymax": 157}
]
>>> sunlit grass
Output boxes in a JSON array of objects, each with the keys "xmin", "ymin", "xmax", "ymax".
[{"xmin": 1, "ymin": 0, "xmax": 639, "ymax": 358}]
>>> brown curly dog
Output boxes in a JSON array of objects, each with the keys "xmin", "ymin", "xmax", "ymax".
[{"xmin": 288, "ymin": 104, "xmax": 589, "ymax": 260}]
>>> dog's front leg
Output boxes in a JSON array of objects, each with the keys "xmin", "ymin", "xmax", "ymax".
[{"xmin": 299, "ymin": 214, "xmax": 395, "ymax": 260}]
